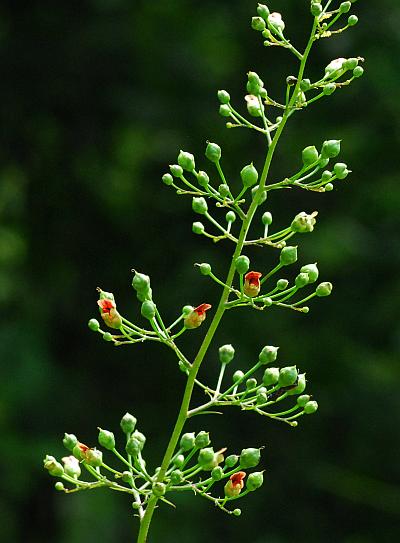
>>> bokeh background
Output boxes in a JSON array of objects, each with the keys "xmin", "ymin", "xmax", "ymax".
[{"xmin": 1, "ymin": 0, "xmax": 399, "ymax": 541}]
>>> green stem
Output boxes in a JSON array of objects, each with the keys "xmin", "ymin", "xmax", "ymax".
[{"xmin": 136, "ymin": 19, "xmax": 317, "ymax": 543}]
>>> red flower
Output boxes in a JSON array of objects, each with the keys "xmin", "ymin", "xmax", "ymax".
[
  {"xmin": 244, "ymin": 271, "xmax": 262, "ymax": 297},
  {"xmin": 184, "ymin": 303, "xmax": 212, "ymax": 329},
  {"xmin": 97, "ymin": 298, "xmax": 122, "ymax": 329},
  {"xmin": 224, "ymin": 471, "xmax": 246, "ymax": 497}
]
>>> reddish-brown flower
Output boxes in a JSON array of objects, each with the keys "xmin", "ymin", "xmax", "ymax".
[
  {"xmin": 244, "ymin": 271, "xmax": 262, "ymax": 297},
  {"xmin": 184, "ymin": 303, "xmax": 212, "ymax": 329},
  {"xmin": 224, "ymin": 471, "xmax": 246, "ymax": 497},
  {"xmin": 97, "ymin": 298, "xmax": 122, "ymax": 329}
]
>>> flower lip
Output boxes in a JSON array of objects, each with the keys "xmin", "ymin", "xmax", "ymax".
[
  {"xmin": 193, "ymin": 303, "xmax": 212, "ymax": 316},
  {"xmin": 97, "ymin": 299, "xmax": 115, "ymax": 314},
  {"xmin": 245, "ymin": 271, "xmax": 263, "ymax": 286},
  {"xmin": 230, "ymin": 471, "xmax": 247, "ymax": 488}
]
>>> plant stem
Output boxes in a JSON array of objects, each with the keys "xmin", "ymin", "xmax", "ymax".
[{"xmin": 136, "ymin": 18, "xmax": 317, "ymax": 543}]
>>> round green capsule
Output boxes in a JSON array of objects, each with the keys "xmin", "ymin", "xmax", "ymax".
[
  {"xmin": 240, "ymin": 163, "xmax": 259, "ymax": 187},
  {"xmin": 348, "ymin": 15, "xmax": 359, "ymax": 26},
  {"xmin": 353, "ymin": 65, "xmax": 363, "ymax": 77},
  {"xmin": 262, "ymin": 211, "xmax": 272, "ymax": 226},
  {"xmin": 141, "ymin": 300, "xmax": 156, "ymax": 320},
  {"xmin": 192, "ymin": 222, "xmax": 205, "ymax": 235},
  {"xmin": 323, "ymin": 83, "xmax": 336, "ymax": 95},
  {"xmin": 199, "ymin": 263, "xmax": 211, "ymax": 276},
  {"xmin": 233, "ymin": 370, "xmax": 244, "ymax": 384},
  {"xmin": 321, "ymin": 140, "xmax": 341, "ymax": 159},
  {"xmin": 235, "ymin": 255, "xmax": 250, "ymax": 275},
  {"xmin": 180, "ymin": 432, "xmax": 196, "ymax": 451},
  {"xmin": 324, "ymin": 183, "xmax": 334, "ymax": 191},
  {"xmin": 240, "ymin": 447, "xmax": 261, "ymax": 468},
  {"xmin": 316, "ymin": 282, "xmax": 333, "ymax": 297},
  {"xmin": 226, "ymin": 211, "xmax": 236, "ymax": 223},
  {"xmin": 219, "ymin": 344, "xmax": 235, "ymax": 364},
  {"xmin": 304, "ymin": 400, "xmax": 318, "ymax": 414},
  {"xmin": 233, "ymin": 508, "xmax": 242, "ymax": 517},
  {"xmin": 205, "ymin": 142, "xmax": 222, "ymax": 163},
  {"xmin": 219, "ymin": 184, "xmax": 230, "ymax": 198},
  {"xmin": 277, "ymin": 278, "xmax": 289, "ymax": 290},
  {"xmin": 257, "ymin": 4, "xmax": 270, "ymax": 20},
  {"xmin": 279, "ymin": 366, "xmax": 298, "ymax": 387},
  {"xmin": 162, "ymin": 173, "xmax": 174, "ymax": 186},
  {"xmin": 173, "ymin": 454, "xmax": 185, "ymax": 469},
  {"xmin": 88, "ymin": 318, "xmax": 100, "ymax": 332},
  {"xmin": 302, "ymin": 145, "xmax": 319, "ymax": 166},
  {"xmin": 103, "ymin": 332, "xmax": 113, "ymax": 342},
  {"xmin": 246, "ymin": 471, "xmax": 264, "ymax": 491},
  {"xmin": 280, "ymin": 246, "xmax": 298, "ymax": 266}
]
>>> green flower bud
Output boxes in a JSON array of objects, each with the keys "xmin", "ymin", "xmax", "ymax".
[
  {"xmin": 259, "ymin": 345, "xmax": 279, "ymax": 365},
  {"xmin": 300, "ymin": 263, "xmax": 319, "ymax": 283},
  {"xmin": 233, "ymin": 508, "xmax": 242, "ymax": 517},
  {"xmin": 195, "ymin": 431, "xmax": 210, "ymax": 449},
  {"xmin": 252, "ymin": 16, "xmax": 266, "ymax": 31},
  {"xmin": 235, "ymin": 255, "xmax": 250, "ymax": 275},
  {"xmin": 219, "ymin": 104, "xmax": 231, "ymax": 117},
  {"xmin": 240, "ymin": 447, "xmax": 261, "ymax": 468},
  {"xmin": 246, "ymin": 378, "xmax": 257, "ymax": 390},
  {"xmin": 304, "ymin": 400, "xmax": 319, "ymax": 414},
  {"xmin": 88, "ymin": 318, "xmax": 100, "ymax": 332},
  {"xmin": 63, "ymin": 433, "xmax": 78, "ymax": 451},
  {"xmin": 178, "ymin": 150, "xmax": 195, "ymax": 172},
  {"xmin": 339, "ymin": 1, "xmax": 351, "ymax": 13},
  {"xmin": 226, "ymin": 211, "xmax": 236, "ymax": 223},
  {"xmin": 219, "ymin": 344, "xmax": 235, "ymax": 365},
  {"xmin": 262, "ymin": 297, "xmax": 273, "ymax": 307},
  {"xmin": 247, "ymin": 72, "xmax": 264, "ymax": 96},
  {"xmin": 169, "ymin": 164, "xmax": 183, "ymax": 177},
  {"xmin": 132, "ymin": 430, "xmax": 146, "ymax": 450},
  {"xmin": 240, "ymin": 163, "xmax": 259, "ymax": 187},
  {"xmin": 233, "ymin": 370, "xmax": 244, "ymax": 384},
  {"xmin": 126, "ymin": 438, "xmax": 140, "ymax": 457},
  {"xmin": 311, "ymin": 3, "xmax": 322, "ymax": 17},
  {"xmin": 120, "ymin": 412, "xmax": 137, "ymax": 435},
  {"xmin": 98, "ymin": 428, "xmax": 115, "ymax": 451},
  {"xmin": 334, "ymin": 162, "xmax": 349, "ymax": 179},
  {"xmin": 344, "ymin": 58, "xmax": 358, "ymax": 71},
  {"xmin": 297, "ymin": 394, "xmax": 311, "ymax": 407},
  {"xmin": 262, "ymin": 211, "xmax": 272, "ymax": 225},
  {"xmin": 132, "ymin": 271, "xmax": 151, "ymax": 293},
  {"xmin": 353, "ymin": 65, "xmax": 363, "ymax": 77},
  {"xmin": 198, "ymin": 263, "xmax": 211, "ymax": 276},
  {"xmin": 162, "ymin": 173, "xmax": 174, "ymax": 186},
  {"xmin": 251, "ymin": 184, "xmax": 268, "ymax": 204},
  {"xmin": 212, "ymin": 466, "xmax": 224, "ymax": 481},
  {"xmin": 192, "ymin": 197, "xmax": 208, "ymax": 215},
  {"xmin": 319, "ymin": 158, "xmax": 329, "ymax": 168},
  {"xmin": 182, "ymin": 305, "xmax": 194, "ymax": 317},
  {"xmin": 295, "ymin": 272, "xmax": 309, "ymax": 288},
  {"xmin": 192, "ymin": 222, "xmax": 205, "ymax": 235},
  {"xmin": 55, "ymin": 482, "xmax": 65, "ymax": 491},
  {"xmin": 287, "ymin": 373, "xmax": 306, "ymax": 395},
  {"xmin": 85, "ymin": 448, "xmax": 103, "ymax": 467},
  {"xmin": 218, "ymin": 90, "xmax": 230, "ymax": 104},
  {"xmin": 257, "ymin": 391, "xmax": 268, "ymax": 404},
  {"xmin": 205, "ymin": 142, "xmax": 222, "ymax": 163},
  {"xmin": 321, "ymin": 140, "xmax": 341, "ymax": 159},
  {"xmin": 279, "ymin": 366, "xmax": 298, "ymax": 387},
  {"xmin": 300, "ymin": 79, "xmax": 311, "ymax": 92},
  {"xmin": 180, "ymin": 432, "xmax": 196, "ymax": 451},
  {"xmin": 267, "ymin": 12, "xmax": 285, "ymax": 34},
  {"xmin": 152, "ymin": 482, "xmax": 166, "ymax": 497},
  {"xmin": 324, "ymin": 183, "xmax": 334, "ymax": 191},
  {"xmin": 321, "ymin": 170, "xmax": 333, "ymax": 182},
  {"xmin": 257, "ymin": 4, "xmax": 270, "ymax": 20},
  {"xmin": 302, "ymin": 145, "xmax": 319, "ymax": 166},
  {"xmin": 103, "ymin": 332, "xmax": 113, "ymax": 342},
  {"xmin": 280, "ymin": 246, "xmax": 298, "ymax": 266},
  {"xmin": 198, "ymin": 447, "xmax": 215, "ymax": 469},
  {"xmin": 173, "ymin": 454, "xmax": 185, "ymax": 468},
  {"xmin": 263, "ymin": 367, "xmax": 279, "ymax": 386},
  {"xmin": 44, "ymin": 455, "xmax": 64, "ymax": 477},
  {"xmin": 170, "ymin": 470, "xmax": 183, "ymax": 484},
  {"xmin": 196, "ymin": 170, "xmax": 209, "ymax": 188},
  {"xmin": 316, "ymin": 282, "xmax": 333, "ymax": 297},
  {"xmin": 218, "ymin": 184, "xmax": 230, "ymax": 198},
  {"xmin": 141, "ymin": 300, "xmax": 156, "ymax": 320},
  {"xmin": 225, "ymin": 454, "xmax": 239, "ymax": 468},
  {"xmin": 246, "ymin": 471, "xmax": 264, "ymax": 491},
  {"xmin": 291, "ymin": 211, "xmax": 317, "ymax": 233},
  {"xmin": 348, "ymin": 15, "xmax": 359, "ymax": 27},
  {"xmin": 323, "ymin": 83, "xmax": 336, "ymax": 96},
  {"xmin": 277, "ymin": 278, "xmax": 289, "ymax": 290},
  {"xmin": 122, "ymin": 471, "xmax": 134, "ymax": 484}
]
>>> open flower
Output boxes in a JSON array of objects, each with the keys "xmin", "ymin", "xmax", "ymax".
[
  {"xmin": 184, "ymin": 303, "xmax": 212, "ymax": 329},
  {"xmin": 224, "ymin": 471, "xmax": 246, "ymax": 497},
  {"xmin": 97, "ymin": 298, "xmax": 122, "ymax": 329},
  {"xmin": 244, "ymin": 271, "xmax": 262, "ymax": 297}
]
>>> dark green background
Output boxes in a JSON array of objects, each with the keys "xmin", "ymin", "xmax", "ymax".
[{"xmin": 1, "ymin": 0, "xmax": 399, "ymax": 541}]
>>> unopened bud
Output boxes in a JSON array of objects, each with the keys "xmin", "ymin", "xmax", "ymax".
[
  {"xmin": 251, "ymin": 16, "xmax": 266, "ymax": 31},
  {"xmin": 120, "ymin": 413, "xmax": 137, "ymax": 434},
  {"xmin": 280, "ymin": 246, "xmax": 298, "ymax": 266},
  {"xmin": 192, "ymin": 221, "xmax": 205, "ymax": 235},
  {"xmin": 195, "ymin": 431, "xmax": 211, "ymax": 449},
  {"xmin": 300, "ymin": 263, "xmax": 319, "ymax": 283},
  {"xmin": 278, "ymin": 366, "xmax": 298, "ymax": 387},
  {"xmin": 63, "ymin": 433, "xmax": 78, "ymax": 451},
  {"xmin": 233, "ymin": 370, "xmax": 244, "ymax": 384},
  {"xmin": 162, "ymin": 173, "xmax": 174, "ymax": 185},
  {"xmin": 348, "ymin": 15, "xmax": 359, "ymax": 27},
  {"xmin": 169, "ymin": 164, "xmax": 183, "ymax": 177},
  {"xmin": 259, "ymin": 345, "xmax": 279, "ymax": 365},
  {"xmin": 240, "ymin": 162, "xmax": 259, "ymax": 187},
  {"xmin": 219, "ymin": 104, "xmax": 231, "ymax": 117},
  {"xmin": 141, "ymin": 300, "xmax": 156, "ymax": 320},
  {"xmin": 302, "ymin": 145, "xmax": 319, "ymax": 166},
  {"xmin": 262, "ymin": 211, "xmax": 272, "ymax": 226},
  {"xmin": 192, "ymin": 197, "xmax": 208, "ymax": 215},
  {"xmin": 297, "ymin": 394, "xmax": 311, "ymax": 407},
  {"xmin": 240, "ymin": 447, "xmax": 261, "ymax": 468},
  {"xmin": 180, "ymin": 432, "xmax": 196, "ymax": 451},
  {"xmin": 295, "ymin": 273, "xmax": 310, "ymax": 288},
  {"xmin": 246, "ymin": 471, "xmax": 264, "ymax": 491},
  {"xmin": 198, "ymin": 262, "xmax": 211, "ymax": 276},
  {"xmin": 218, "ymin": 184, "xmax": 230, "ymax": 198},
  {"xmin": 218, "ymin": 90, "xmax": 230, "ymax": 104},
  {"xmin": 257, "ymin": 4, "xmax": 270, "ymax": 20},
  {"xmin": 304, "ymin": 400, "xmax": 319, "ymax": 414},
  {"xmin": 205, "ymin": 142, "xmax": 222, "ymax": 163},
  {"xmin": 219, "ymin": 344, "xmax": 235, "ymax": 364},
  {"xmin": 225, "ymin": 454, "xmax": 239, "ymax": 468},
  {"xmin": 235, "ymin": 255, "xmax": 250, "ymax": 275},
  {"xmin": 98, "ymin": 428, "xmax": 115, "ymax": 451},
  {"xmin": 321, "ymin": 139, "xmax": 341, "ymax": 159},
  {"xmin": 334, "ymin": 162, "xmax": 350, "ymax": 179},
  {"xmin": 287, "ymin": 373, "xmax": 306, "ymax": 395},
  {"xmin": 263, "ymin": 367, "xmax": 280, "ymax": 386},
  {"xmin": 88, "ymin": 319, "xmax": 100, "ymax": 332},
  {"xmin": 226, "ymin": 211, "xmax": 236, "ymax": 223},
  {"xmin": 178, "ymin": 150, "xmax": 195, "ymax": 172},
  {"xmin": 267, "ymin": 12, "xmax": 285, "ymax": 34},
  {"xmin": 316, "ymin": 282, "xmax": 333, "ymax": 297}
]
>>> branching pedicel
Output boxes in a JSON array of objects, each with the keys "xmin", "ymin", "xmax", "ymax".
[{"xmin": 44, "ymin": 2, "xmax": 363, "ymax": 541}]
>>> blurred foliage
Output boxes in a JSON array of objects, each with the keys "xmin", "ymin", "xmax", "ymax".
[{"xmin": 0, "ymin": 0, "xmax": 399, "ymax": 542}]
